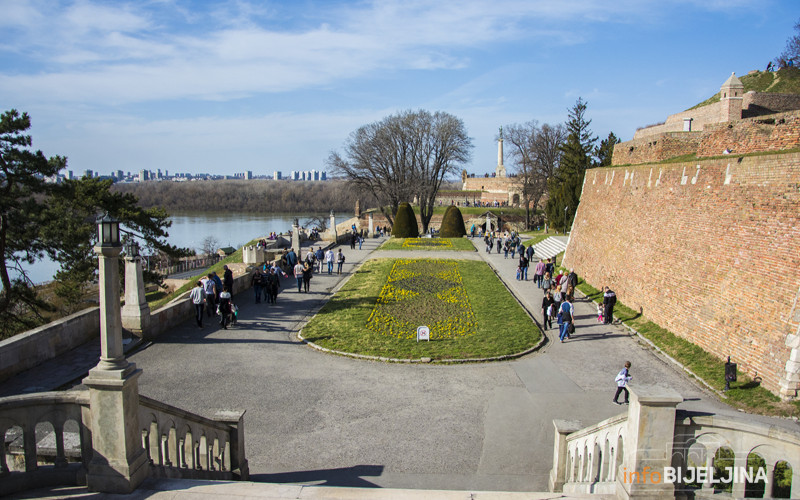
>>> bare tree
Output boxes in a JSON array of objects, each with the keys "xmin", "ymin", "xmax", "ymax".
[
  {"xmin": 504, "ymin": 122, "xmax": 566, "ymax": 229},
  {"xmin": 328, "ymin": 110, "xmax": 472, "ymax": 232},
  {"xmin": 200, "ymin": 235, "xmax": 220, "ymax": 256}
]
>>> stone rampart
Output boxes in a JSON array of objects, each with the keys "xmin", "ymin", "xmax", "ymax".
[
  {"xmin": 743, "ymin": 91, "xmax": 800, "ymax": 117},
  {"xmin": 634, "ymin": 101, "xmax": 725, "ymax": 139},
  {"xmin": 612, "ymin": 132, "xmax": 702, "ymax": 166},
  {"xmin": 563, "ymin": 152, "xmax": 800, "ymax": 397},
  {"xmin": 697, "ymin": 110, "xmax": 800, "ymax": 157}
]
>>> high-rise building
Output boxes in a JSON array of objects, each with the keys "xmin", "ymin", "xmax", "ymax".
[
  {"xmin": 83, "ymin": 169, "xmax": 93, "ymax": 179},
  {"xmin": 273, "ymin": 171, "xmax": 282, "ymax": 180},
  {"xmin": 245, "ymin": 171, "xmax": 252, "ymax": 180},
  {"xmin": 321, "ymin": 171, "xmax": 327, "ymax": 181}
]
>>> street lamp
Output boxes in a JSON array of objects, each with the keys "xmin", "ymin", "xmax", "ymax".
[
  {"xmin": 97, "ymin": 213, "xmax": 120, "ymax": 247},
  {"xmin": 124, "ymin": 239, "xmax": 140, "ymax": 258}
]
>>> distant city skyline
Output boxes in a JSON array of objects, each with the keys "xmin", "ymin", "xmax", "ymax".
[{"xmin": 1, "ymin": 1, "xmax": 796, "ymax": 178}]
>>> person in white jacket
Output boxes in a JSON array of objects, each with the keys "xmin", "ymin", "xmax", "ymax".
[{"xmin": 613, "ymin": 361, "xmax": 632, "ymax": 405}]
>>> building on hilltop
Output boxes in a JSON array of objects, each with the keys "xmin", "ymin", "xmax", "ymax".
[{"xmin": 614, "ymin": 72, "xmax": 800, "ymax": 166}]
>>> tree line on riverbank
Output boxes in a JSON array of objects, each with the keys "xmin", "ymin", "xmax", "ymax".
[{"xmin": 112, "ymin": 179, "xmax": 363, "ymax": 213}]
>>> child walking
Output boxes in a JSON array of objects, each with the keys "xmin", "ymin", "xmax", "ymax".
[
  {"xmin": 613, "ymin": 361, "xmax": 632, "ymax": 405},
  {"xmin": 597, "ymin": 303, "xmax": 604, "ymax": 323}
]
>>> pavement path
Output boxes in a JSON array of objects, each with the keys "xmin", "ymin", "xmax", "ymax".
[{"xmin": 3, "ymin": 235, "xmax": 799, "ymax": 494}]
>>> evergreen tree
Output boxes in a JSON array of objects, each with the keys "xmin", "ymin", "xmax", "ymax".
[
  {"xmin": 545, "ymin": 98, "xmax": 596, "ymax": 232},
  {"xmin": 595, "ymin": 131, "xmax": 620, "ymax": 168}
]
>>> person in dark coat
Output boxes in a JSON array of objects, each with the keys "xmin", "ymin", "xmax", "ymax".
[
  {"xmin": 603, "ymin": 286, "xmax": 617, "ymax": 324},
  {"xmin": 223, "ymin": 265, "xmax": 234, "ymax": 294}
]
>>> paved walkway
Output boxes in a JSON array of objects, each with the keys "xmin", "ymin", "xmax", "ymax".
[{"xmin": 3, "ymin": 235, "xmax": 799, "ymax": 495}]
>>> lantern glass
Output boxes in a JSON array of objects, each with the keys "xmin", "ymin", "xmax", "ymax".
[{"xmin": 97, "ymin": 214, "xmax": 120, "ymax": 247}]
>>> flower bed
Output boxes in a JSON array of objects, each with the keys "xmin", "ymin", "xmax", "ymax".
[
  {"xmin": 401, "ymin": 238, "xmax": 454, "ymax": 249},
  {"xmin": 301, "ymin": 258, "xmax": 540, "ymax": 360}
]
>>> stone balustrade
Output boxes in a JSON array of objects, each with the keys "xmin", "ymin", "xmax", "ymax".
[
  {"xmin": 138, "ymin": 395, "xmax": 247, "ymax": 481},
  {"xmin": 1, "ymin": 390, "xmax": 247, "ymax": 496},
  {"xmin": 550, "ymin": 386, "xmax": 800, "ymax": 499}
]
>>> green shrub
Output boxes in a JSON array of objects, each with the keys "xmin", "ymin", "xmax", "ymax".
[
  {"xmin": 439, "ymin": 205, "xmax": 466, "ymax": 238},
  {"xmin": 392, "ymin": 202, "xmax": 419, "ymax": 238}
]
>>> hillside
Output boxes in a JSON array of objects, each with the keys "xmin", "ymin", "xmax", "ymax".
[{"xmin": 689, "ymin": 67, "xmax": 800, "ymax": 110}]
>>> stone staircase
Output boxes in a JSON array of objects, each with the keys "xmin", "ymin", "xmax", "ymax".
[
  {"xmin": 22, "ymin": 478, "xmax": 616, "ymax": 499},
  {"xmin": 529, "ymin": 236, "xmax": 569, "ymax": 260}
]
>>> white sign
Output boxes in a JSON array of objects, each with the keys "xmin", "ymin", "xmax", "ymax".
[{"xmin": 416, "ymin": 325, "xmax": 430, "ymax": 342}]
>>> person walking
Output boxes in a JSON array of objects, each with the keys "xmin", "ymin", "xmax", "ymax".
[
  {"xmin": 293, "ymin": 260, "xmax": 305, "ymax": 292},
  {"xmin": 315, "ymin": 247, "xmax": 324, "ymax": 273},
  {"xmin": 558, "ymin": 295, "xmax": 574, "ymax": 342},
  {"xmin": 526, "ymin": 244, "xmax": 534, "ymax": 265},
  {"xmin": 337, "ymin": 249, "xmax": 345, "ymax": 274},
  {"xmin": 202, "ymin": 274, "xmax": 216, "ymax": 318},
  {"xmin": 266, "ymin": 267, "xmax": 280, "ymax": 303},
  {"xmin": 518, "ymin": 253, "xmax": 529, "ymax": 281},
  {"xmin": 250, "ymin": 268, "xmax": 263, "ymax": 304},
  {"xmin": 603, "ymin": 286, "xmax": 617, "ymax": 324},
  {"xmin": 325, "ymin": 248, "xmax": 335, "ymax": 275},
  {"xmin": 613, "ymin": 361, "xmax": 633, "ymax": 405},
  {"xmin": 218, "ymin": 286, "xmax": 232, "ymax": 329},
  {"xmin": 302, "ymin": 261, "xmax": 313, "ymax": 293},
  {"xmin": 541, "ymin": 271, "xmax": 552, "ymax": 294},
  {"xmin": 534, "ymin": 260, "xmax": 545, "ymax": 288},
  {"xmin": 541, "ymin": 290, "xmax": 554, "ymax": 330},
  {"xmin": 190, "ymin": 280, "xmax": 206, "ymax": 328}
]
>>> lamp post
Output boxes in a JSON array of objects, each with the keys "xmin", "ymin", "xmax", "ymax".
[
  {"xmin": 83, "ymin": 214, "xmax": 148, "ymax": 493},
  {"xmin": 564, "ymin": 206, "xmax": 568, "ymax": 234}
]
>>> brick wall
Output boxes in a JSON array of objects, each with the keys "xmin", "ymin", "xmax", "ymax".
[
  {"xmin": 612, "ymin": 132, "xmax": 702, "ymax": 166},
  {"xmin": 697, "ymin": 111, "xmax": 800, "ymax": 157},
  {"xmin": 634, "ymin": 102, "xmax": 725, "ymax": 139},
  {"xmin": 563, "ymin": 153, "xmax": 800, "ymax": 396},
  {"xmin": 743, "ymin": 92, "xmax": 800, "ymax": 117}
]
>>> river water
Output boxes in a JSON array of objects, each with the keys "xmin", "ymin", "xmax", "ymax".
[{"xmin": 17, "ymin": 212, "xmax": 350, "ymax": 286}]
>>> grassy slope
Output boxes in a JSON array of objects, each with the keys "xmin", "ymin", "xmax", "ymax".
[{"xmin": 689, "ymin": 67, "xmax": 800, "ymax": 110}]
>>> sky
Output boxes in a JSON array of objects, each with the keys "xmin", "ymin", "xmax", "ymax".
[{"xmin": 1, "ymin": 0, "xmax": 797, "ymax": 178}]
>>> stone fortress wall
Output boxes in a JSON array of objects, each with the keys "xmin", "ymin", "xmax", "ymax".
[{"xmin": 563, "ymin": 153, "xmax": 800, "ymax": 397}]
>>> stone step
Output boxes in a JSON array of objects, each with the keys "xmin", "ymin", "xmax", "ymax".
[
  {"xmin": 22, "ymin": 478, "xmax": 616, "ymax": 499},
  {"xmin": 530, "ymin": 237, "xmax": 568, "ymax": 260}
]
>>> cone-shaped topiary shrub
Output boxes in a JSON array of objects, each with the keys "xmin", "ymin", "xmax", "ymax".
[
  {"xmin": 439, "ymin": 205, "xmax": 466, "ymax": 238},
  {"xmin": 392, "ymin": 202, "xmax": 419, "ymax": 238}
]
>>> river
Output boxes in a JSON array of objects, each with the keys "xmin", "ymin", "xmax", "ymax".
[{"xmin": 16, "ymin": 212, "xmax": 351, "ymax": 286}]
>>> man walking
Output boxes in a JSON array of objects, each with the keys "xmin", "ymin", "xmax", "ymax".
[
  {"xmin": 558, "ymin": 295, "xmax": 574, "ymax": 342},
  {"xmin": 325, "ymin": 247, "xmax": 335, "ymax": 275},
  {"xmin": 190, "ymin": 280, "xmax": 206, "ymax": 328},
  {"xmin": 613, "ymin": 361, "xmax": 632, "ymax": 405}
]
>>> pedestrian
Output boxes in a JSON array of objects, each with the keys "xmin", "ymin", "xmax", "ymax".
[
  {"xmin": 250, "ymin": 268, "xmax": 263, "ymax": 304},
  {"xmin": 293, "ymin": 259, "xmax": 305, "ymax": 292},
  {"xmin": 337, "ymin": 249, "xmax": 345, "ymax": 274},
  {"xmin": 266, "ymin": 267, "xmax": 280, "ymax": 303},
  {"xmin": 534, "ymin": 259, "xmax": 545, "ymax": 288},
  {"xmin": 568, "ymin": 268, "xmax": 578, "ymax": 289},
  {"xmin": 518, "ymin": 253, "xmax": 529, "ymax": 280},
  {"xmin": 350, "ymin": 232, "xmax": 356, "ymax": 250},
  {"xmin": 526, "ymin": 244, "xmax": 534, "ymax": 264},
  {"xmin": 315, "ymin": 246, "xmax": 324, "ymax": 273},
  {"xmin": 190, "ymin": 280, "xmax": 206, "ymax": 328},
  {"xmin": 503, "ymin": 240, "xmax": 509, "ymax": 259},
  {"xmin": 358, "ymin": 235, "xmax": 363, "ymax": 250},
  {"xmin": 541, "ymin": 290, "xmax": 554, "ymax": 330},
  {"xmin": 558, "ymin": 295, "xmax": 574, "ymax": 342},
  {"xmin": 286, "ymin": 248, "xmax": 298, "ymax": 269},
  {"xmin": 597, "ymin": 303, "xmax": 604, "ymax": 323},
  {"xmin": 302, "ymin": 261, "xmax": 313, "ymax": 293},
  {"xmin": 541, "ymin": 271, "xmax": 552, "ymax": 293},
  {"xmin": 603, "ymin": 286, "xmax": 617, "ymax": 324},
  {"xmin": 223, "ymin": 265, "xmax": 234, "ymax": 295},
  {"xmin": 202, "ymin": 274, "xmax": 216, "ymax": 317},
  {"xmin": 211, "ymin": 272, "xmax": 223, "ymax": 305},
  {"xmin": 545, "ymin": 258, "xmax": 554, "ymax": 278},
  {"xmin": 613, "ymin": 361, "xmax": 633, "ymax": 405},
  {"xmin": 218, "ymin": 286, "xmax": 232, "ymax": 329},
  {"xmin": 325, "ymin": 247, "xmax": 334, "ymax": 275}
]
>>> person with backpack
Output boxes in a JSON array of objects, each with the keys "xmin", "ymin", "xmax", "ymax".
[
  {"xmin": 613, "ymin": 361, "xmax": 633, "ymax": 405},
  {"xmin": 518, "ymin": 253, "xmax": 529, "ymax": 280},
  {"xmin": 336, "ymin": 249, "xmax": 346, "ymax": 274},
  {"xmin": 558, "ymin": 295, "xmax": 575, "ymax": 342},
  {"xmin": 218, "ymin": 286, "xmax": 232, "ymax": 329}
]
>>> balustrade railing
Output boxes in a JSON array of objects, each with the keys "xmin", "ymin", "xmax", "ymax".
[{"xmin": 1, "ymin": 390, "xmax": 247, "ymax": 496}]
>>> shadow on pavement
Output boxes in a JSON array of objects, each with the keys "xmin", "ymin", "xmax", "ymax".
[{"xmin": 250, "ymin": 464, "xmax": 385, "ymax": 488}]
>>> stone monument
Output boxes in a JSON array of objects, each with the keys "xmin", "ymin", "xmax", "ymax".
[{"xmin": 121, "ymin": 242, "xmax": 150, "ymax": 338}]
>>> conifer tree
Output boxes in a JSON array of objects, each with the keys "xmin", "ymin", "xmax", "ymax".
[
  {"xmin": 545, "ymin": 98, "xmax": 596, "ymax": 232},
  {"xmin": 595, "ymin": 132, "xmax": 620, "ymax": 168}
]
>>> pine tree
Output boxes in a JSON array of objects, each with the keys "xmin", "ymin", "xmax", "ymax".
[
  {"xmin": 595, "ymin": 132, "xmax": 620, "ymax": 168},
  {"xmin": 545, "ymin": 98, "xmax": 596, "ymax": 232}
]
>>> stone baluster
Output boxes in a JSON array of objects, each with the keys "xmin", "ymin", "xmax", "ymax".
[
  {"xmin": 549, "ymin": 419, "xmax": 582, "ymax": 492},
  {"xmin": 215, "ymin": 410, "xmax": 248, "ymax": 480},
  {"xmin": 23, "ymin": 419, "xmax": 37, "ymax": 472},
  {"xmin": 0, "ymin": 425, "xmax": 9, "ymax": 476},
  {"xmin": 53, "ymin": 420, "xmax": 68, "ymax": 468},
  {"xmin": 615, "ymin": 386, "xmax": 682, "ymax": 500}
]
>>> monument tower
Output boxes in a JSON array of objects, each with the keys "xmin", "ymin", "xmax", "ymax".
[{"xmin": 495, "ymin": 126, "xmax": 507, "ymax": 178}]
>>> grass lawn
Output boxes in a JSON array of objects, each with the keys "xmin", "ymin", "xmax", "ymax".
[
  {"xmin": 378, "ymin": 237, "xmax": 477, "ymax": 251},
  {"xmin": 574, "ymin": 277, "xmax": 800, "ymax": 417},
  {"xmin": 302, "ymin": 258, "xmax": 541, "ymax": 360}
]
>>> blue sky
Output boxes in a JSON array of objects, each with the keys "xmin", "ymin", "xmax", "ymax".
[{"xmin": 1, "ymin": 0, "xmax": 796, "ymax": 178}]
